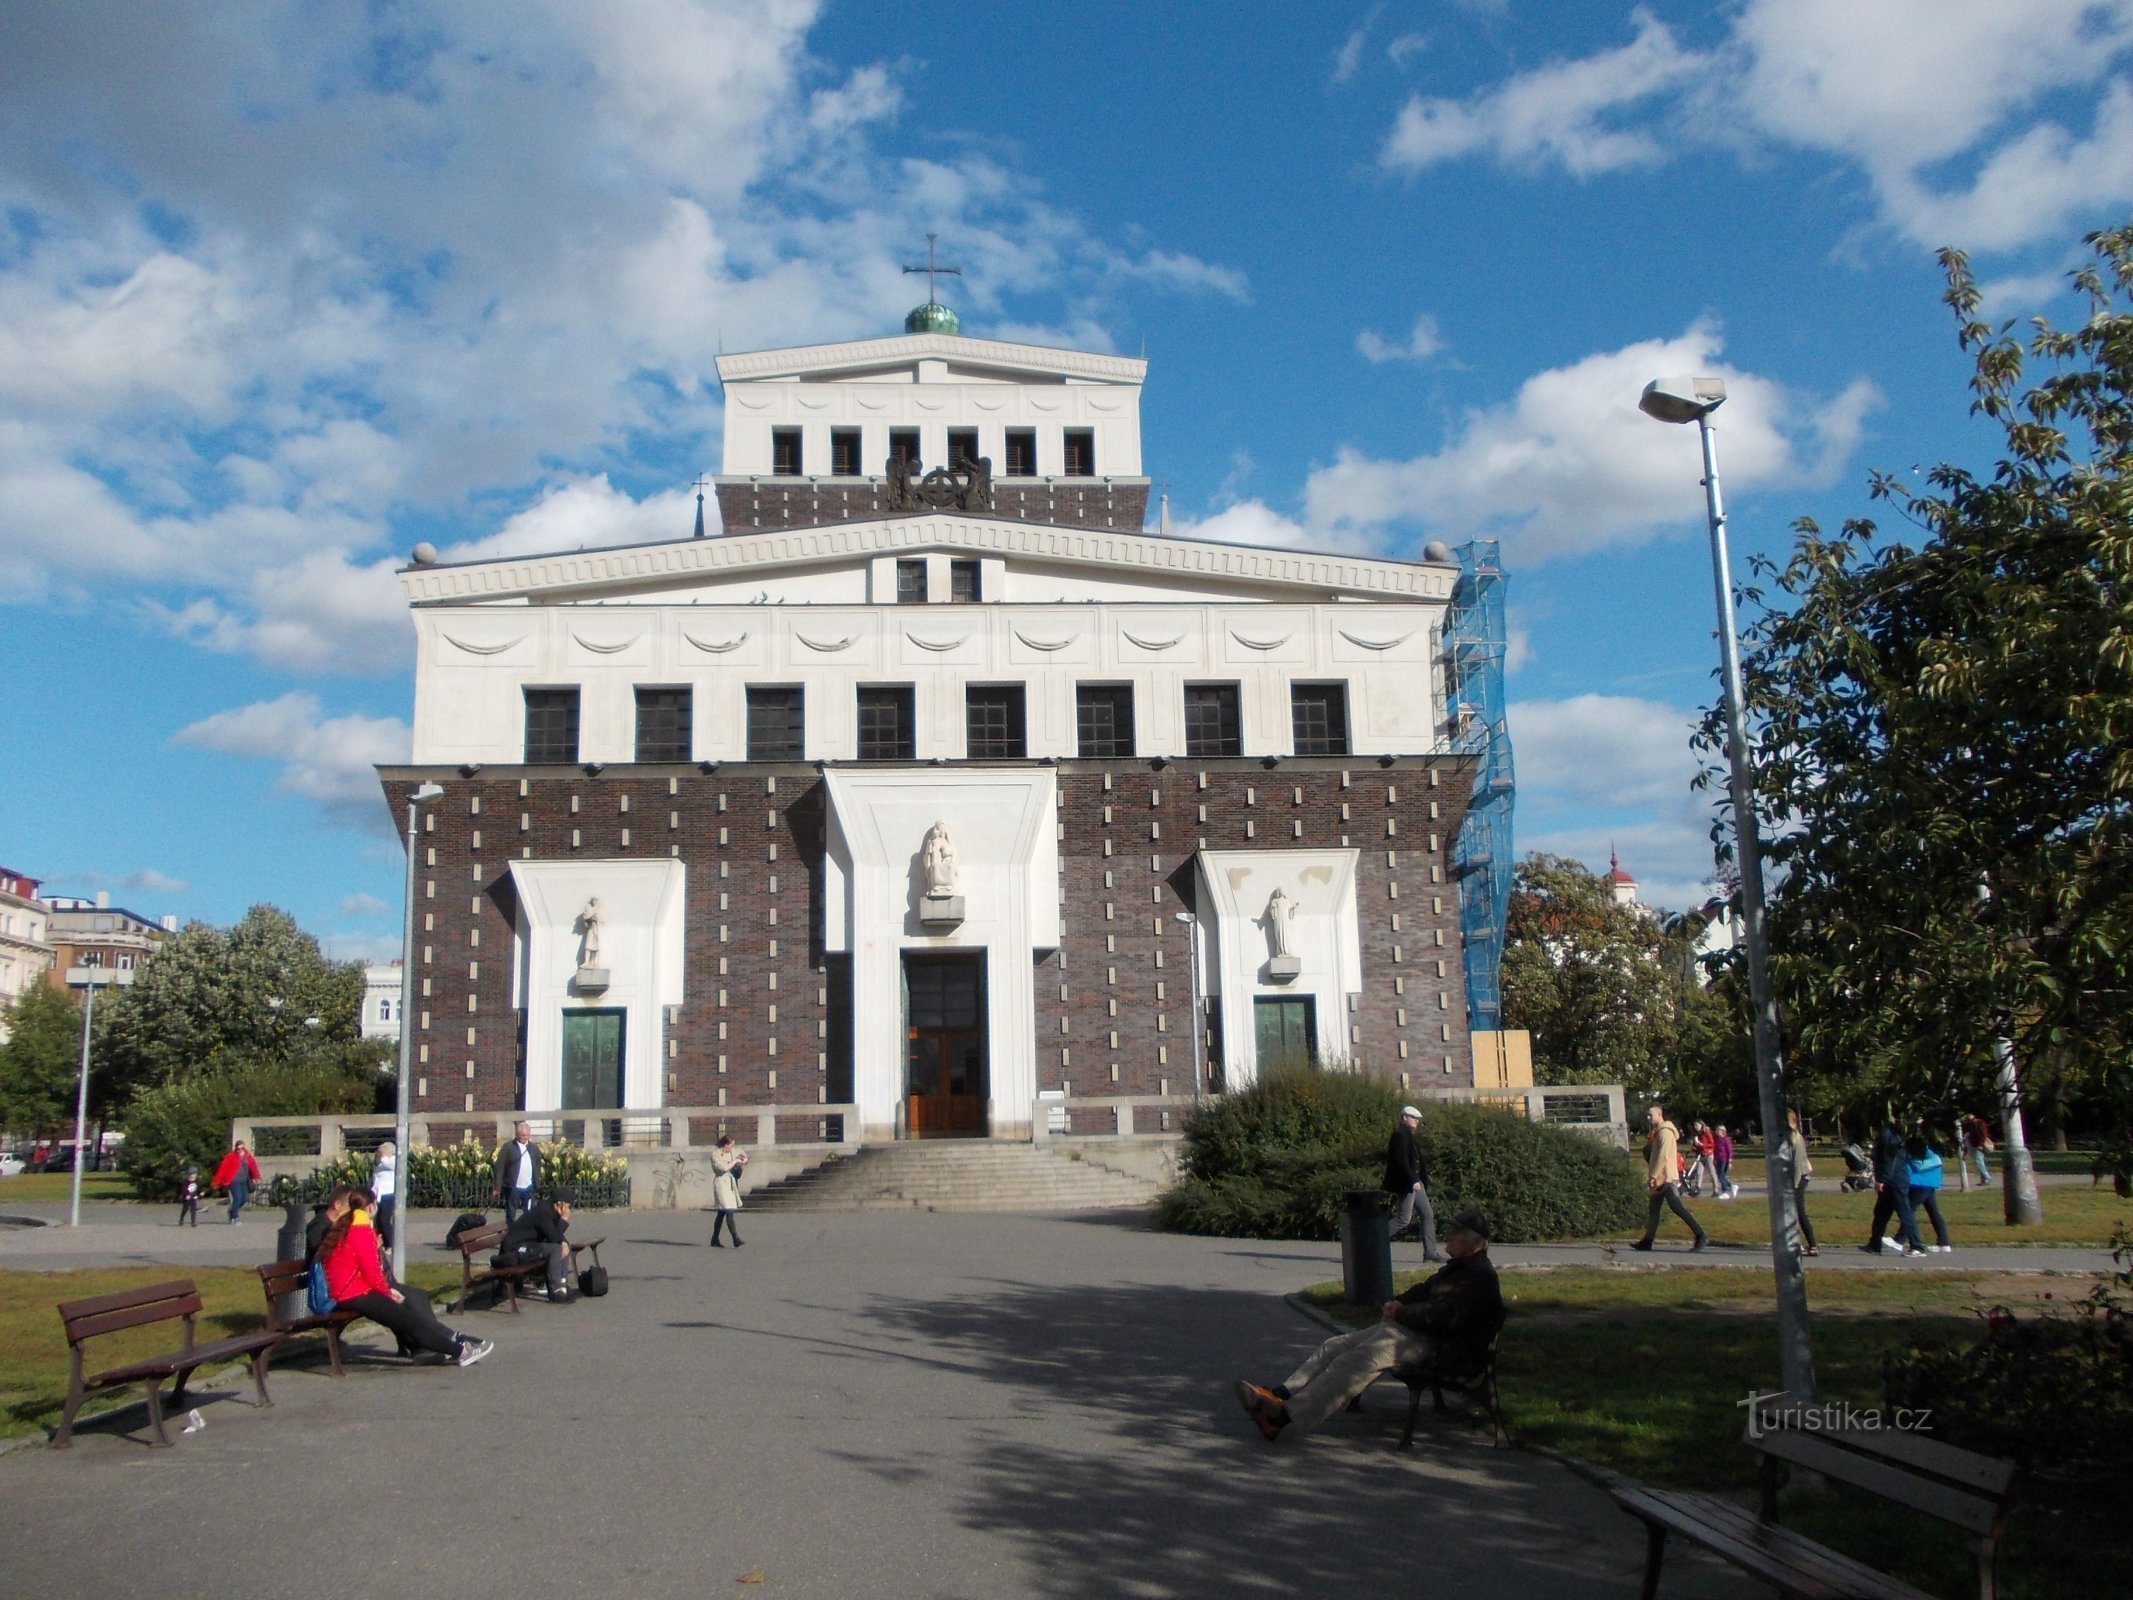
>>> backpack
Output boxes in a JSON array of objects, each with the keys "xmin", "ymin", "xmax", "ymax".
[
  {"xmin": 444, "ymin": 1211, "xmax": 489, "ymax": 1249},
  {"xmin": 306, "ymin": 1261, "xmax": 336, "ymax": 1317},
  {"xmin": 577, "ymin": 1264, "xmax": 610, "ymax": 1298}
]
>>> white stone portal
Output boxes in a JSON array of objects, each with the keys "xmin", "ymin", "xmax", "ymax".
[
  {"xmin": 1195, "ymin": 849, "xmax": 1361, "ymax": 1082},
  {"xmin": 507, "ymin": 859, "xmax": 686, "ymax": 1111},
  {"xmin": 821, "ymin": 768, "xmax": 1059, "ymax": 1141}
]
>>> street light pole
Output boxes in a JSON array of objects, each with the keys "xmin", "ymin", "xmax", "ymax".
[
  {"xmin": 392, "ymin": 782, "xmax": 445, "ymax": 1280},
  {"xmin": 67, "ymin": 971, "xmax": 112, "ymax": 1227},
  {"xmin": 1641, "ymin": 375, "xmax": 1817, "ymax": 1402}
]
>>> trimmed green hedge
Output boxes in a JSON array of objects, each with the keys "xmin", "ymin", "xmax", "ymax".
[{"xmin": 1150, "ymin": 1066, "xmax": 1644, "ymax": 1243}]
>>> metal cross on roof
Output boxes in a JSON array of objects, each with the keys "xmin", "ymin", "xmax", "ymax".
[{"xmin": 901, "ymin": 233, "xmax": 963, "ymax": 303}]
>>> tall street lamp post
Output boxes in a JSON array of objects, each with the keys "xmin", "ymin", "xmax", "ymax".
[
  {"xmin": 66, "ymin": 967, "xmax": 119, "ymax": 1227},
  {"xmin": 393, "ymin": 781, "xmax": 446, "ymax": 1280},
  {"xmin": 1640, "ymin": 375, "xmax": 1816, "ymax": 1402}
]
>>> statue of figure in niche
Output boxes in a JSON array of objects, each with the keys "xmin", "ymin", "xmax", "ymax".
[
  {"xmin": 578, "ymin": 897, "xmax": 604, "ymax": 967},
  {"xmin": 1264, "ymin": 887, "xmax": 1295, "ymax": 959},
  {"xmin": 921, "ymin": 822, "xmax": 961, "ymax": 896}
]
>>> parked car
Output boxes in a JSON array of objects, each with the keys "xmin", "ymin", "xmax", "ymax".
[{"xmin": 0, "ymin": 1153, "xmax": 24, "ymax": 1178}]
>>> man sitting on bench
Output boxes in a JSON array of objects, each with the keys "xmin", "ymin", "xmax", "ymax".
[
  {"xmin": 501, "ymin": 1185, "xmax": 577, "ymax": 1302},
  {"xmin": 1235, "ymin": 1209, "xmax": 1502, "ymax": 1442}
]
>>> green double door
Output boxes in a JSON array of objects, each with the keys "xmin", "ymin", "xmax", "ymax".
[
  {"xmin": 1253, "ymin": 996, "xmax": 1317, "ymax": 1072},
  {"xmin": 561, "ymin": 1009, "xmax": 626, "ymax": 1110}
]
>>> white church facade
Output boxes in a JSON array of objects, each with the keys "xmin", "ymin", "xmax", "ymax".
[{"xmin": 382, "ymin": 303, "xmax": 1486, "ymax": 1147}]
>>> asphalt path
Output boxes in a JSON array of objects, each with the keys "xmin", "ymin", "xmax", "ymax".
[{"xmin": 0, "ymin": 1207, "xmax": 1756, "ymax": 1600}]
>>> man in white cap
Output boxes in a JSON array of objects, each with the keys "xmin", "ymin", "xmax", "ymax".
[{"xmin": 1383, "ymin": 1103, "xmax": 1444, "ymax": 1262}]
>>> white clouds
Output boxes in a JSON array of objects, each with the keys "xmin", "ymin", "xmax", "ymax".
[
  {"xmin": 1356, "ymin": 312, "xmax": 1445, "ymax": 365},
  {"xmin": 1304, "ymin": 322, "xmax": 1879, "ymax": 562},
  {"xmin": 172, "ymin": 693, "xmax": 410, "ymax": 831},
  {"xmin": 49, "ymin": 867, "xmax": 191, "ymax": 899},
  {"xmin": 1381, "ymin": 10, "xmax": 1701, "ymax": 178},
  {"xmin": 1380, "ymin": 0, "xmax": 2133, "ymax": 252},
  {"xmin": 339, "ymin": 892, "xmax": 389, "ymax": 917},
  {"xmin": 0, "ymin": 2, "xmax": 1248, "ymax": 677}
]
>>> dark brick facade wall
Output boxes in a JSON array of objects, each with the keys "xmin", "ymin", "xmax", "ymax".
[
  {"xmin": 385, "ymin": 754, "xmax": 1477, "ymax": 1123},
  {"xmin": 714, "ymin": 478, "xmax": 1150, "ymax": 535}
]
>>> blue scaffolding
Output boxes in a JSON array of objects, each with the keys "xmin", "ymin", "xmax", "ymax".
[{"xmin": 1446, "ymin": 539, "xmax": 1514, "ymax": 1031}]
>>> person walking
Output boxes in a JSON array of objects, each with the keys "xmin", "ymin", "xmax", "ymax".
[
  {"xmin": 491, "ymin": 1121, "xmax": 541, "ymax": 1227},
  {"xmin": 709, "ymin": 1136, "xmax": 748, "ymax": 1247},
  {"xmin": 372, "ymin": 1140, "xmax": 399, "ymax": 1257},
  {"xmin": 1907, "ymin": 1132, "xmax": 1953, "ymax": 1253},
  {"xmin": 1713, "ymin": 1125, "xmax": 1738, "ymax": 1200},
  {"xmin": 176, "ymin": 1166, "xmax": 202, "ymax": 1227},
  {"xmin": 1785, "ymin": 1109, "xmax": 1819, "ymax": 1255},
  {"xmin": 1382, "ymin": 1104, "xmax": 1445, "ymax": 1262},
  {"xmin": 212, "ymin": 1141, "xmax": 261, "ymax": 1224},
  {"xmin": 1631, "ymin": 1103, "xmax": 1708, "ymax": 1252},
  {"xmin": 1961, "ymin": 1113, "xmax": 1994, "ymax": 1186},
  {"xmin": 1864, "ymin": 1118, "xmax": 1925, "ymax": 1256}
]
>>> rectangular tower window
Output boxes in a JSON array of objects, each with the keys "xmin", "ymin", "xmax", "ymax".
[
  {"xmin": 888, "ymin": 428, "xmax": 921, "ymax": 474},
  {"xmin": 896, "ymin": 558, "xmax": 928, "ymax": 605},
  {"xmin": 966, "ymin": 685, "xmax": 1027, "ymax": 758},
  {"xmin": 634, "ymin": 686, "xmax": 692, "ymax": 763},
  {"xmin": 1290, "ymin": 683, "xmax": 1350, "ymax": 756},
  {"xmin": 1076, "ymin": 685, "xmax": 1136, "ymax": 757},
  {"xmin": 949, "ymin": 559, "xmax": 981, "ymax": 603},
  {"xmin": 746, "ymin": 686, "xmax": 805, "ymax": 761},
  {"xmin": 1184, "ymin": 684, "xmax": 1242, "ymax": 758},
  {"xmin": 1004, "ymin": 428, "xmax": 1037, "ymax": 475},
  {"xmin": 830, "ymin": 427, "xmax": 862, "ymax": 476},
  {"xmin": 1062, "ymin": 428, "xmax": 1095, "ymax": 477},
  {"xmin": 857, "ymin": 686, "xmax": 916, "ymax": 760},
  {"xmin": 524, "ymin": 688, "xmax": 581, "ymax": 765},
  {"xmin": 947, "ymin": 427, "xmax": 979, "ymax": 469},
  {"xmin": 772, "ymin": 427, "xmax": 802, "ymax": 476}
]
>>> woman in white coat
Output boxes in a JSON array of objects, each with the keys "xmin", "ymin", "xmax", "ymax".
[{"xmin": 710, "ymin": 1135, "xmax": 748, "ymax": 1247}]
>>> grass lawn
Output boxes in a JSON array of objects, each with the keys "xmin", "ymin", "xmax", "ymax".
[
  {"xmin": 1, "ymin": 1263, "xmax": 464, "ymax": 1442},
  {"xmin": 0, "ymin": 1172, "xmax": 136, "ymax": 1206},
  {"xmin": 1636, "ymin": 1174, "xmax": 2130, "ymax": 1248},
  {"xmin": 1301, "ymin": 1265, "xmax": 2116, "ymax": 1600}
]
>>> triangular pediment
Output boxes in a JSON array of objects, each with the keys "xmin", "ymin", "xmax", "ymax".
[{"xmin": 398, "ymin": 515, "xmax": 1453, "ymax": 608}]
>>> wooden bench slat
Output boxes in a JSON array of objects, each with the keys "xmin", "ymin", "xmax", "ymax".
[
  {"xmin": 57, "ymin": 1281, "xmax": 198, "ymax": 1322},
  {"xmin": 67, "ymin": 1296, "xmax": 206, "ymax": 1344},
  {"xmin": 90, "ymin": 1331, "xmax": 282, "ymax": 1388},
  {"xmin": 1755, "ymin": 1417, "xmax": 2017, "ymax": 1497},
  {"xmin": 1617, "ymin": 1488, "xmax": 1938, "ymax": 1600},
  {"xmin": 1755, "ymin": 1428, "xmax": 2006, "ymax": 1536}
]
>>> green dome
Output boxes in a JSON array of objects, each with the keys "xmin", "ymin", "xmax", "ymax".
[{"xmin": 904, "ymin": 300, "xmax": 961, "ymax": 335}]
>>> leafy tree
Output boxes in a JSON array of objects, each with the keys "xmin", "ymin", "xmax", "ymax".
[
  {"xmin": 117, "ymin": 1045, "xmax": 384, "ymax": 1199},
  {"xmin": 99, "ymin": 904, "xmax": 368, "ymax": 1099},
  {"xmin": 0, "ymin": 984, "xmax": 102, "ymax": 1136},
  {"xmin": 1717, "ymin": 225, "xmax": 2133, "ymax": 1178},
  {"xmin": 1499, "ymin": 853, "xmax": 1738, "ymax": 1110}
]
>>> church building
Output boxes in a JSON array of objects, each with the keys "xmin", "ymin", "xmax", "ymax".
[{"xmin": 381, "ymin": 294, "xmax": 1493, "ymax": 1147}]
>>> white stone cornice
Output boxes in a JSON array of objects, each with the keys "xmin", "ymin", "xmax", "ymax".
[
  {"xmin": 398, "ymin": 517, "xmax": 1455, "ymax": 605},
  {"xmin": 714, "ymin": 332, "xmax": 1146, "ymax": 385}
]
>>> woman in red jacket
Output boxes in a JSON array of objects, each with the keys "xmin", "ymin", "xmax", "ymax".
[
  {"xmin": 211, "ymin": 1141, "xmax": 262, "ymax": 1224},
  {"xmin": 318, "ymin": 1187, "xmax": 492, "ymax": 1367}
]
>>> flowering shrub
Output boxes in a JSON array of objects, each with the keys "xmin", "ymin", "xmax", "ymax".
[{"xmin": 267, "ymin": 1137, "xmax": 631, "ymax": 1209}]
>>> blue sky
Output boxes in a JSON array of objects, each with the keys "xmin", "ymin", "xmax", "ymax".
[{"xmin": 6, "ymin": 0, "xmax": 2133, "ymax": 956}]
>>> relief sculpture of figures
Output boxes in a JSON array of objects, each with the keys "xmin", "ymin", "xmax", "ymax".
[
  {"xmin": 958, "ymin": 451, "xmax": 993, "ymax": 512},
  {"xmin": 921, "ymin": 822, "xmax": 960, "ymax": 896},
  {"xmin": 578, "ymin": 896, "xmax": 603, "ymax": 966},
  {"xmin": 1265, "ymin": 886, "xmax": 1295, "ymax": 959}
]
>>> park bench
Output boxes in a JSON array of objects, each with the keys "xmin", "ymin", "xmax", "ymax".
[
  {"xmin": 1613, "ymin": 1392, "xmax": 2017, "ymax": 1599},
  {"xmin": 54, "ymin": 1280, "xmax": 281, "ymax": 1448},
  {"xmin": 256, "ymin": 1260, "xmax": 362, "ymax": 1375},
  {"xmin": 1349, "ymin": 1304, "xmax": 1510, "ymax": 1448},
  {"xmin": 452, "ymin": 1225, "xmax": 606, "ymax": 1312}
]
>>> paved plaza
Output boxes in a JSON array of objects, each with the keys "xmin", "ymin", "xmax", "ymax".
[{"xmin": 0, "ymin": 1203, "xmax": 1776, "ymax": 1600}]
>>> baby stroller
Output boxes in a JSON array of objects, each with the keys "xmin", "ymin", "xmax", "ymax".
[{"xmin": 1839, "ymin": 1143, "xmax": 1874, "ymax": 1193}]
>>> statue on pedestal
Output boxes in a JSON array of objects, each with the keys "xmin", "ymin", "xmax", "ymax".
[{"xmin": 921, "ymin": 822, "xmax": 960, "ymax": 896}]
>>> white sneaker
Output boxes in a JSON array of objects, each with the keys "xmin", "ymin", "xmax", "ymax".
[
  {"xmin": 457, "ymin": 1338, "xmax": 494, "ymax": 1368},
  {"xmin": 1935, "ymin": 1245, "xmax": 1954, "ymax": 1254}
]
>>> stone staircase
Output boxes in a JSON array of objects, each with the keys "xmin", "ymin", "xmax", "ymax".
[{"xmin": 743, "ymin": 1141, "xmax": 1162, "ymax": 1213}]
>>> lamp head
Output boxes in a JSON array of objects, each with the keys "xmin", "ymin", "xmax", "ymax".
[{"xmin": 1638, "ymin": 375, "xmax": 1727, "ymax": 424}]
